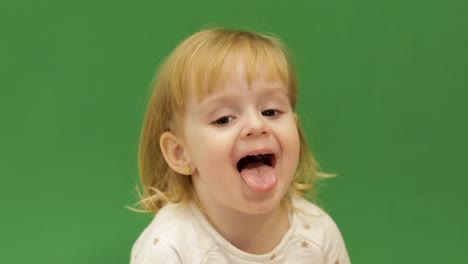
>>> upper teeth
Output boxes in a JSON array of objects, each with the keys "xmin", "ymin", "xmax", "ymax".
[{"xmin": 237, "ymin": 154, "xmax": 273, "ymax": 171}]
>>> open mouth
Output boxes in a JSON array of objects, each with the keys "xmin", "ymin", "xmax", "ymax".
[{"xmin": 236, "ymin": 153, "xmax": 276, "ymax": 172}]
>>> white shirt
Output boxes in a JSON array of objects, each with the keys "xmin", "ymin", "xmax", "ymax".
[{"xmin": 131, "ymin": 196, "xmax": 351, "ymax": 263}]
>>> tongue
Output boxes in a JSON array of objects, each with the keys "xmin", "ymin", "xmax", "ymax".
[{"xmin": 240, "ymin": 162, "xmax": 277, "ymax": 192}]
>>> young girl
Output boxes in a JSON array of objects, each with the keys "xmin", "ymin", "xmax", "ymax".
[{"xmin": 131, "ymin": 28, "xmax": 350, "ymax": 263}]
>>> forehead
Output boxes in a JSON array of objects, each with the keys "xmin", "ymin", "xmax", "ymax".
[{"xmin": 194, "ymin": 77, "xmax": 289, "ymax": 106}]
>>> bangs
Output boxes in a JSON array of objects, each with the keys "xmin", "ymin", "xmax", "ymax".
[{"xmin": 171, "ymin": 29, "xmax": 297, "ymax": 110}]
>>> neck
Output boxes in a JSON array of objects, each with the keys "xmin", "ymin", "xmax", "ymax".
[{"xmin": 197, "ymin": 199, "xmax": 290, "ymax": 254}]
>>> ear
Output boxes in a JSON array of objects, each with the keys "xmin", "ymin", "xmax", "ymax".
[{"xmin": 160, "ymin": 131, "xmax": 192, "ymax": 175}]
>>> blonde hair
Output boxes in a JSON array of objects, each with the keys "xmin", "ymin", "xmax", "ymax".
[{"xmin": 137, "ymin": 28, "xmax": 326, "ymax": 213}]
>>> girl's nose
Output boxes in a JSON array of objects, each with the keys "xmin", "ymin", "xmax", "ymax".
[{"xmin": 241, "ymin": 112, "xmax": 270, "ymax": 138}]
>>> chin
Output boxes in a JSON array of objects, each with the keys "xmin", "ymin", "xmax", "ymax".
[{"xmin": 238, "ymin": 191, "xmax": 286, "ymax": 215}]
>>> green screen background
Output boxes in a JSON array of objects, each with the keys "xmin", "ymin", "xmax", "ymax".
[{"xmin": 1, "ymin": 0, "xmax": 467, "ymax": 263}]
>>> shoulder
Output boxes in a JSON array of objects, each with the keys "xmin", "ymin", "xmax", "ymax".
[
  {"xmin": 291, "ymin": 196, "xmax": 351, "ymax": 264},
  {"xmin": 130, "ymin": 202, "xmax": 216, "ymax": 264},
  {"xmin": 292, "ymin": 196, "xmax": 336, "ymax": 230},
  {"xmin": 292, "ymin": 196, "xmax": 339, "ymax": 246}
]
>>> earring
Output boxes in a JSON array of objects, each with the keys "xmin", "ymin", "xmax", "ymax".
[{"xmin": 183, "ymin": 165, "xmax": 191, "ymax": 175}]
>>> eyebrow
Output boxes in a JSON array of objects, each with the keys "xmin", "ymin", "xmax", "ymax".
[
  {"xmin": 258, "ymin": 87, "xmax": 289, "ymax": 96},
  {"xmin": 203, "ymin": 86, "xmax": 288, "ymax": 103},
  {"xmin": 195, "ymin": 87, "xmax": 288, "ymax": 115}
]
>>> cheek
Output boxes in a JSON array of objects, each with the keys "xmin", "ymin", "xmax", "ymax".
[
  {"xmin": 280, "ymin": 121, "xmax": 301, "ymax": 163},
  {"xmin": 185, "ymin": 127, "xmax": 236, "ymax": 168}
]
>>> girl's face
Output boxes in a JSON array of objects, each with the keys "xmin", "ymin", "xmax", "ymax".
[{"xmin": 181, "ymin": 63, "xmax": 300, "ymax": 216}]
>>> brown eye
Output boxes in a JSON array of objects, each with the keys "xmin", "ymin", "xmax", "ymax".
[
  {"xmin": 262, "ymin": 109, "xmax": 279, "ymax": 117},
  {"xmin": 213, "ymin": 116, "xmax": 234, "ymax": 125}
]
